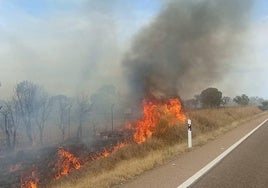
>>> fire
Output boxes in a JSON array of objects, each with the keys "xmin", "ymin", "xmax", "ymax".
[
  {"xmin": 101, "ymin": 150, "xmax": 110, "ymax": 158},
  {"xmin": 54, "ymin": 147, "xmax": 81, "ymax": 180},
  {"xmin": 18, "ymin": 98, "xmax": 184, "ymax": 187},
  {"xmin": 114, "ymin": 142, "xmax": 126, "ymax": 150},
  {"xmin": 21, "ymin": 180, "xmax": 37, "ymax": 188},
  {"xmin": 131, "ymin": 98, "xmax": 186, "ymax": 143},
  {"xmin": 54, "ymin": 143, "xmax": 126, "ymax": 180},
  {"xmin": 98, "ymin": 142, "xmax": 126, "ymax": 159},
  {"xmin": 20, "ymin": 168, "xmax": 39, "ymax": 188}
]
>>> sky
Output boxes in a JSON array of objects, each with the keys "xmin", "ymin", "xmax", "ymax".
[
  {"xmin": 0, "ymin": 0, "xmax": 267, "ymax": 99},
  {"xmin": 233, "ymin": 0, "xmax": 268, "ymax": 98}
]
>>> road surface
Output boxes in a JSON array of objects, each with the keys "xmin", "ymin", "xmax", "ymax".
[
  {"xmin": 190, "ymin": 120, "xmax": 268, "ymax": 188},
  {"xmin": 116, "ymin": 114, "xmax": 268, "ymax": 188}
]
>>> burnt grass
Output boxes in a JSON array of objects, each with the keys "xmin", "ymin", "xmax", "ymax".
[
  {"xmin": 0, "ymin": 147, "xmax": 58, "ymax": 188},
  {"xmin": 1, "ymin": 107, "xmax": 262, "ymax": 188},
  {"xmin": 0, "ymin": 130, "xmax": 130, "ymax": 188},
  {"xmin": 51, "ymin": 106, "xmax": 264, "ymax": 188}
]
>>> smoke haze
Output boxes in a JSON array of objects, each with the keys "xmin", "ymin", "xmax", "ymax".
[
  {"xmin": 123, "ymin": 0, "xmax": 253, "ymax": 100},
  {"xmin": 1, "ymin": 0, "xmax": 267, "ymax": 100},
  {"xmin": 0, "ymin": 1, "xmax": 155, "ymax": 98}
]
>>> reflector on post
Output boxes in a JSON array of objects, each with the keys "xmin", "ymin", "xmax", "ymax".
[{"xmin": 187, "ymin": 119, "xmax": 192, "ymax": 148}]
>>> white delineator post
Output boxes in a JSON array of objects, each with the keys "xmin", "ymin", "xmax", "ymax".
[{"xmin": 187, "ymin": 119, "xmax": 192, "ymax": 148}]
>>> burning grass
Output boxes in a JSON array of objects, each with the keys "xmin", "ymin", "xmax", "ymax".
[
  {"xmin": 129, "ymin": 98, "xmax": 186, "ymax": 143},
  {"xmin": 3, "ymin": 102, "xmax": 264, "ymax": 188},
  {"xmin": 51, "ymin": 139, "xmax": 182, "ymax": 188},
  {"xmin": 54, "ymin": 147, "xmax": 81, "ymax": 180},
  {"xmin": 51, "ymin": 105, "xmax": 265, "ymax": 188}
]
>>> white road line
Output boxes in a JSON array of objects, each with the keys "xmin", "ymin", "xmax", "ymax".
[{"xmin": 177, "ymin": 118, "xmax": 268, "ymax": 188}]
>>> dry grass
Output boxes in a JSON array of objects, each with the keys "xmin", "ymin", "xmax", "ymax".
[
  {"xmin": 51, "ymin": 106, "xmax": 265, "ymax": 188},
  {"xmin": 52, "ymin": 140, "xmax": 188, "ymax": 188},
  {"xmin": 189, "ymin": 106, "xmax": 262, "ymax": 136}
]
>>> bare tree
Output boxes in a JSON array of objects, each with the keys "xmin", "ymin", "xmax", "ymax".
[
  {"xmin": 14, "ymin": 81, "xmax": 38, "ymax": 145},
  {"xmin": 33, "ymin": 91, "xmax": 52, "ymax": 145},
  {"xmin": 76, "ymin": 94, "xmax": 93, "ymax": 140},
  {"xmin": 0, "ymin": 109, "xmax": 11, "ymax": 149},
  {"xmin": 67, "ymin": 104, "xmax": 72, "ymax": 139},
  {"xmin": 90, "ymin": 85, "xmax": 118, "ymax": 131},
  {"xmin": 55, "ymin": 95, "xmax": 71, "ymax": 142},
  {"xmin": 0, "ymin": 100, "xmax": 20, "ymax": 150}
]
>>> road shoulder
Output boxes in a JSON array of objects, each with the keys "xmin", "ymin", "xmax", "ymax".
[{"xmin": 117, "ymin": 113, "xmax": 268, "ymax": 188}]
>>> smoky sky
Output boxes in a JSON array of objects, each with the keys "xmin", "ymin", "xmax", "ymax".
[
  {"xmin": 123, "ymin": 0, "xmax": 253, "ymax": 100},
  {"xmin": 1, "ymin": 0, "xmax": 267, "ymax": 100},
  {"xmin": 0, "ymin": 1, "xmax": 152, "ymax": 98}
]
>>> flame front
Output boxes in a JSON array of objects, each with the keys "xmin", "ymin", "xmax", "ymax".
[
  {"xmin": 20, "ymin": 169, "xmax": 38, "ymax": 188},
  {"xmin": 55, "ymin": 147, "xmax": 81, "ymax": 180},
  {"xmin": 132, "ymin": 98, "xmax": 186, "ymax": 143},
  {"xmin": 19, "ymin": 99, "xmax": 185, "ymax": 187},
  {"xmin": 21, "ymin": 181, "xmax": 37, "ymax": 188},
  {"xmin": 98, "ymin": 142, "xmax": 126, "ymax": 159}
]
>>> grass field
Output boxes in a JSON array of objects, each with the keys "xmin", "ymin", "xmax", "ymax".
[{"xmin": 51, "ymin": 106, "xmax": 266, "ymax": 188}]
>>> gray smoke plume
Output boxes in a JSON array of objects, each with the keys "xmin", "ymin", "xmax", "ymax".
[{"xmin": 123, "ymin": 0, "xmax": 253, "ymax": 100}]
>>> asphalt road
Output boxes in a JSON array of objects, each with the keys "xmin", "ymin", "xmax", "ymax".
[
  {"xmin": 190, "ymin": 121, "xmax": 268, "ymax": 188},
  {"xmin": 117, "ymin": 115, "xmax": 268, "ymax": 188}
]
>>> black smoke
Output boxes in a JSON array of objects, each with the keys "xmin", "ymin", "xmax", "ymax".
[{"xmin": 123, "ymin": 0, "xmax": 252, "ymax": 100}]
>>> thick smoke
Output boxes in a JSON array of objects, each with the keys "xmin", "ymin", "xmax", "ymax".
[{"xmin": 123, "ymin": 0, "xmax": 252, "ymax": 100}]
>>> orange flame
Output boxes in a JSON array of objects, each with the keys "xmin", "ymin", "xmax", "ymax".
[
  {"xmin": 54, "ymin": 143, "xmax": 126, "ymax": 180},
  {"xmin": 131, "ymin": 98, "xmax": 186, "ymax": 143},
  {"xmin": 98, "ymin": 142, "xmax": 126, "ymax": 159},
  {"xmin": 54, "ymin": 147, "xmax": 81, "ymax": 180},
  {"xmin": 114, "ymin": 142, "xmax": 126, "ymax": 150},
  {"xmin": 21, "ymin": 99, "xmax": 184, "ymax": 186},
  {"xmin": 20, "ymin": 98, "xmax": 185, "ymax": 187},
  {"xmin": 101, "ymin": 150, "xmax": 110, "ymax": 158},
  {"xmin": 20, "ymin": 168, "xmax": 39, "ymax": 188},
  {"xmin": 21, "ymin": 181, "xmax": 37, "ymax": 188}
]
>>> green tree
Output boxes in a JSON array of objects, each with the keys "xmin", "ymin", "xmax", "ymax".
[
  {"xmin": 233, "ymin": 94, "xmax": 249, "ymax": 106},
  {"xmin": 200, "ymin": 88, "xmax": 222, "ymax": 108},
  {"xmin": 260, "ymin": 101, "xmax": 268, "ymax": 111},
  {"xmin": 261, "ymin": 101, "xmax": 268, "ymax": 107},
  {"xmin": 221, "ymin": 96, "xmax": 231, "ymax": 106}
]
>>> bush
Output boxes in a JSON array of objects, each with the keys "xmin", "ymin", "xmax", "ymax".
[
  {"xmin": 259, "ymin": 101, "xmax": 268, "ymax": 111},
  {"xmin": 233, "ymin": 94, "xmax": 250, "ymax": 105},
  {"xmin": 200, "ymin": 88, "xmax": 222, "ymax": 108}
]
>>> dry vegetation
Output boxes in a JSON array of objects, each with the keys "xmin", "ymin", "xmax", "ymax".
[{"xmin": 51, "ymin": 106, "xmax": 265, "ymax": 188}]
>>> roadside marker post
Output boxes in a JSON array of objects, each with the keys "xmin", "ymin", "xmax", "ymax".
[
  {"xmin": 178, "ymin": 119, "xmax": 268, "ymax": 188},
  {"xmin": 188, "ymin": 119, "xmax": 192, "ymax": 148}
]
